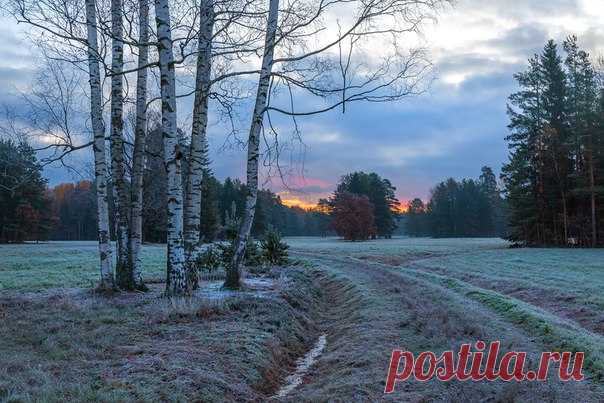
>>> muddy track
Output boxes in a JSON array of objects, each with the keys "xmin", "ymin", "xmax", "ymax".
[{"xmin": 281, "ymin": 249, "xmax": 604, "ymax": 402}]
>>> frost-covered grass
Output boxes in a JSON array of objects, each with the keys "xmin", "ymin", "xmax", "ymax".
[
  {"xmin": 0, "ymin": 266, "xmax": 323, "ymax": 401},
  {"xmin": 0, "ymin": 241, "xmax": 166, "ymax": 291},
  {"xmin": 287, "ymin": 236, "xmax": 508, "ymax": 265},
  {"xmin": 287, "ymin": 238, "xmax": 604, "ymax": 401},
  {"xmin": 400, "ymin": 244, "xmax": 604, "ymax": 336},
  {"xmin": 410, "ymin": 246, "xmax": 604, "ymax": 297},
  {"xmin": 2, "ymin": 238, "xmax": 604, "ymax": 400},
  {"xmin": 288, "ymin": 237, "xmax": 604, "ymax": 321}
]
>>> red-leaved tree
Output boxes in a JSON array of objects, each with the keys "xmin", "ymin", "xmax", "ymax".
[{"xmin": 331, "ymin": 192, "xmax": 377, "ymax": 241}]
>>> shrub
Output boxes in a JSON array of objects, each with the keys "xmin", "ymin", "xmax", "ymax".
[
  {"xmin": 260, "ymin": 228, "xmax": 289, "ymax": 265},
  {"xmin": 244, "ymin": 239, "xmax": 263, "ymax": 267},
  {"xmin": 217, "ymin": 242, "xmax": 234, "ymax": 268},
  {"xmin": 217, "ymin": 238, "xmax": 263, "ymax": 268},
  {"xmin": 196, "ymin": 245, "xmax": 223, "ymax": 273}
]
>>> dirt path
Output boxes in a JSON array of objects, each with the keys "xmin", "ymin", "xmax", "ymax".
[{"xmin": 282, "ymin": 248, "xmax": 604, "ymax": 402}]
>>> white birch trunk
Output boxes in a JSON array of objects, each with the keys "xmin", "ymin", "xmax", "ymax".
[
  {"xmin": 225, "ymin": 0, "xmax": 279, "ymax": 289},
  {"xmin": 129, "ymin": 0, "xmax": 150, "ymax": 289},
  {"xmin": 110, "ymin": 0, "xmax": 131, "ymax": 288},
  {"xmin": 86, "ymin": 0, "xmax": 114, "ymax": 289},
  {"xmin": 184, "ymin": 0, "xmax": 215, "ymax": 287},
  {"xmin": 155, "ymin": 0, "xmax": 187, "ymax": 296}
]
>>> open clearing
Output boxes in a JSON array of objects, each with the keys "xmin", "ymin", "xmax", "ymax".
[{"xmin": 1, "ymin": 238, "xmax": 603, "ymax": 401}]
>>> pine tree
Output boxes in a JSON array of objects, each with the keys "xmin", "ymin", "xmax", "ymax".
[
  {"xmin": 406, "ymin": 198, "xmax": 427, "ymax": 237},
  {"xmin": 0, "ymin": 140, "xmax": 50, "ymax": 243},
  {"xmin": 504, "ymin": 37, "xmax": 604, "ymax": 246},
  {"xmin": 564, "ymin": 36, "xmax": 600, "ymax": 246},
  {"xmin": 540, "ymin": 40, "xmax": 570, "ymax": 244},
  {"xmin": 199, "ymin": 172, "xmax": 220, "ymax": 243},
  {"xmin": 504, "ymin": 55, "xmax": 544, "ymax": 244}
]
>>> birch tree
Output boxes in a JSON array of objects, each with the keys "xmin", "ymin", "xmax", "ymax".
[
  {"xmin": 86, "ymin": 0, "xmax": 115, "ymax": 289},
  {"xmin": 109, "ymin": 0, "xmax": 133, "ymax": 288},
  {"xmin": 6, "ymin": 0, "xmax": 116, "ymax": 288},
  {"xmin": 226, "ymin": 0, "xmax": 279, "ymax": 289},
  {"xmin": 154, "ymin": 0, "xmax": 187, "ymax": 296},
  {"xmin": 183, "ymin": 0, "xmax": 215, "ymax": 287},
  {"xmin": 128, "ymin": 0, "xmax": 150, "ymax": 290},
  {"xmin": 226, "ymin": 0, "xmax": 447, "ymax": 288}
]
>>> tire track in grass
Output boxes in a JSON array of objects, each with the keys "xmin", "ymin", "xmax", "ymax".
[
  {"xmin": 346, "ymin": 253, "xmax": 604, "ymax": 385},
  {"xmin": 288, "ymin": 251, "xmax": 603, "ymax": 402},
  {"xmin": 402, "ymin": 256, "xmax": 604, "ymax": 336},
  {"xmin": 398, "ymin": 266, "xmax": 604, "ymax": 384}
]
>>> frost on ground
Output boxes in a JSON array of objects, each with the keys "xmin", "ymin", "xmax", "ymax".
[
  {"xmin": 1, "ymin": 238, "xmax": 603, "ymax": 401},
  {"xmin": 285, "ymin": 237, "xmax": 604, "ymax": 402},
  {"xmin": 0, "ymin": 259, "xmax": 325, "ymax": 401},
  {"xmin": 196, "ymin": 277, "xmax": 281, "ymax": 301},
  {"xmin": 0, "ymin": 241, "xmax": 166, "ymax": 291}
]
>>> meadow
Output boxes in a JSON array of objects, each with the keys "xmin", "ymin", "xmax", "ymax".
[{"xmin": 1, "ymin": 238, "xmax": 603, "ymax": 401}]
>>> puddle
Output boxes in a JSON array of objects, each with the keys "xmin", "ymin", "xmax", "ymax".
[{"xmin": 273, "ymin": 334, "xmax": 328, "ymax": 399}]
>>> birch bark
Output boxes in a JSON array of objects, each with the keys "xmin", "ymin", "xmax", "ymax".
[
  {"xmin": 85, "ymin": 0, "xmax": 114, "ymax": 289},
  {"xmin": 155, "ymin": 0, "xmax": 187, "ymax": 296},
  {"xmin": 129, "ymin": 0, "xmax": 150, "ymax": 289},
  {"xmin": 225, "ymin": 0, "xmax": 279, "ymax": 289},
  {"xmin": 110, "ymin": 0, "xmax": 132, "ymax": 288},
  {"xmin": 184, "ymin": 0, "xmax": 215, "ymax": 287}
]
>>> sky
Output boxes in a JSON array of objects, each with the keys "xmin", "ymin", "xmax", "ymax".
[{"xmin": 1, "ymin": 0, "xmax": 604, "ymax": 207}]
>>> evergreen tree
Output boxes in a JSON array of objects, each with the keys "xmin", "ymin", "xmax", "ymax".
[
  {"xmin": 199, "ymin": 172, "xmax": 221, "ymax": 242},
  {"xmin": 406, "ymin": 198, "xmax": 427, "ymax": 236},
  {"xmin": 504, "ymin": 37, "xmax": 604, "ymax": 246},
  {"xmin": 540, "ymin": 40, "xmax": 571, "ymax": 244},
  {"xmin": 415, "ymin": 168, "xmax": 504, "ymax": 238},
  {"xmin": 564, "ymin": 36, "xmax": 600, "ymax": 246},
  {"xmin": 0, "ymin": 139, "xmax": 50, "ymax": 243}
]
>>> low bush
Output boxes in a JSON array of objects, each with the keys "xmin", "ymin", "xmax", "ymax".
[
  {"xmin": 260, "ymin": 228, "xmax": 289, "ymax": 265},
  {"xmin": 196, "ymin": 245, "xmax": 223, "ymax": 273}
]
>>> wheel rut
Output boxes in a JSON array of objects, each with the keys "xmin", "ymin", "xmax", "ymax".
[{"xmin": 279, "ymin": 249, "xmax": 604, "ymax": 402}]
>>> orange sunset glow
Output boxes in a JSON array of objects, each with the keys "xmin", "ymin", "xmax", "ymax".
[
  {"xmin": 394, "ymin": 200, "xmax": 409, "ymax": 213},
  {"xmin": 279, "ymin": 196, "xmax": 318, "ymax": 210},
  {"xmin": 279, "ymin": 193, "xmax": 410, "ymax": 213}
]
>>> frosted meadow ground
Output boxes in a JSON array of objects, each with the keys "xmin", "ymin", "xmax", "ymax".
[{"xmin": 1, "ymin": 238, "xmax": 603, "ymax": 401}]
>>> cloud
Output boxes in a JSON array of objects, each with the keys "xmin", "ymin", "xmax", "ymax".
[{"xmin": 1, "ymin": 1, "xmax": 603, "ymax": 202}]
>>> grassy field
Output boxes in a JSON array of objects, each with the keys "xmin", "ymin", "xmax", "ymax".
[
  {"xmin": 1, "ymin": 238, "xmax": 603, "ymax": 401},
  {"xmin": 0, "ymin": 241, "xmax": 325, "ymax": 401},
  {"xmin": 0, "ymin": 242, "xmax": 166, "ymax": 291}
]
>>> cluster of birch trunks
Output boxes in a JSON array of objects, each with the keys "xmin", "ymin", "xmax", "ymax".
[{"xmin": 10, "ymin": 0, "xmax": 447, "ymax": 296}]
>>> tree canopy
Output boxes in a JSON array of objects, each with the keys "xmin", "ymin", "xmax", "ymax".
[
  {"xmin": 329, "ymin": 171, "xmax": 399, "ymax": 239},
  {"xmin": 402, "ymin": 166, "xmax": 506, "ymax": 238},
  {"xmin": 0, "ymin": 139, "xmax": 52, "ymax": 243},
  {"xmin": 502, "ymin": 37, "xmax": 604, "ymax": 246}
]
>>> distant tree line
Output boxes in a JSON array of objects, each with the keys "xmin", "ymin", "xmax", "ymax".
[
  {"xmin": 49, "ymin": 182, "xmax": 97, "ymax": 240},
  {"xmin": 139, "ymin": 127, "xmax": 332, "ymax": 243},
  {"xmin": 503, "ymin": 37, "xmax": 604, "ymax": 246},
  {"xmin": 403, "ymin": 167, "xmax": 507, "ymax": 238},
  {"xmin": 0, "ymin": 136, "xmax": 331, "ymax": 244},
  {"xmin": 140, "ymin": 173, "xmax": 332, "ymax": 244}
]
